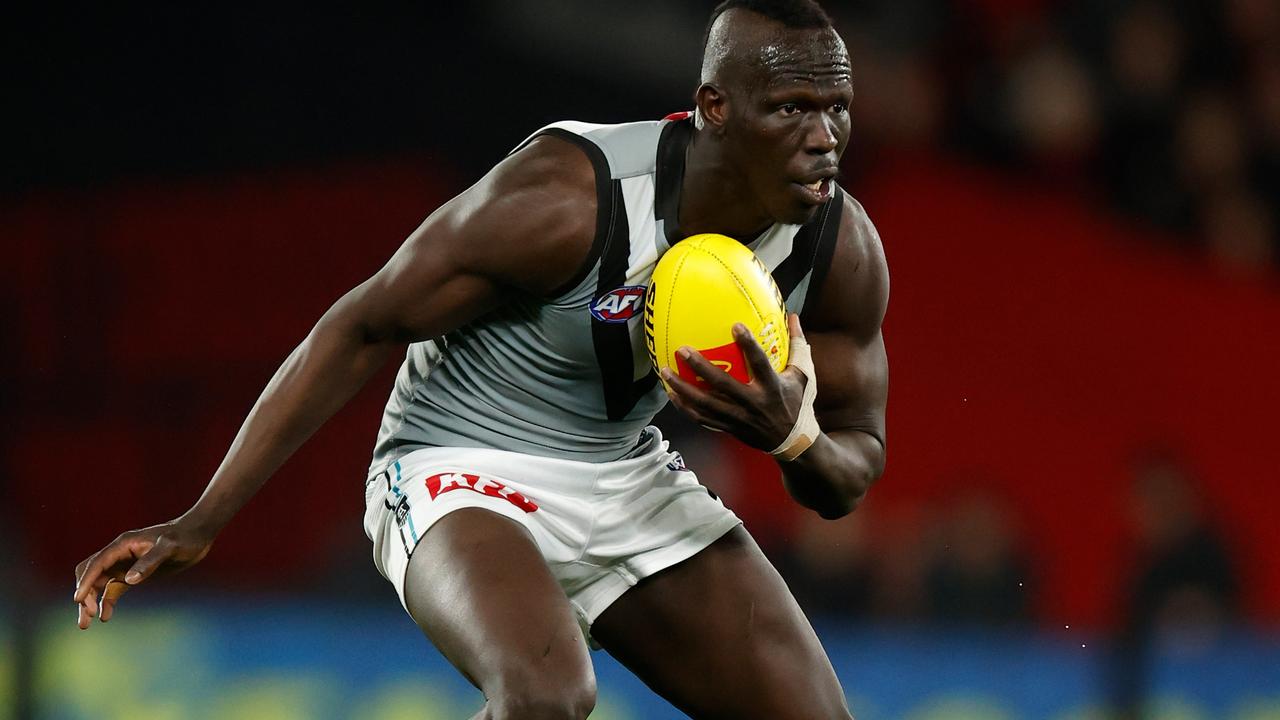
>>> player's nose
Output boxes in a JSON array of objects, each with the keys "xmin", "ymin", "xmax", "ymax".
[{"xmin": 803, "ymin": 113, "xmax": 839, "ymax": 155}]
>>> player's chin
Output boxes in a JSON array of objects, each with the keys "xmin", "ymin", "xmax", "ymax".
[
  {"xmin": 774, "ymin": 184, "xmax": 829, "ymax": 223},
  {"xmin": 775, "ymin": 199, "xmax": 822, "ymax": 225}
]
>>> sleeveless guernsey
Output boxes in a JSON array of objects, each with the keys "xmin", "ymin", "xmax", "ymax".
[{"xmin": 369, "ymin": 116, "xmax": 843, "ymax": 473}]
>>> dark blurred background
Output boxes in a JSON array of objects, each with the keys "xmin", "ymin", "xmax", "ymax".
[{"xmin": 4, "ymin": 1, "xmax": 1279, "ymax": 718}]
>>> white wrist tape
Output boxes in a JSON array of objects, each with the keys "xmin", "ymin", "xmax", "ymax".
[{"xmin": 770, "ymin": 336, "xmax": 820, "ymax": 462}]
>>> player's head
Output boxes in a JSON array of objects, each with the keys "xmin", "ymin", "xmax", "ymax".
[{"xmin": 696, "ymin": 0, "xmax": 851, "ymax": 225}]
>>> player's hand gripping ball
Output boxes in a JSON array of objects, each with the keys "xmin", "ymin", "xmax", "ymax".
[{"xmin": 645, "ymin": 234, "xmax": 789, "ymax": 390}]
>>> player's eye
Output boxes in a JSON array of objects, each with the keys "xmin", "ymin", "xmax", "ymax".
[
  {"xmin": 830, "ymin": 103, "xmax": 848, "ymax": 114},
  {"xmin": 778, "ymin": 103, "xmax": 801, "ymax": 116}
]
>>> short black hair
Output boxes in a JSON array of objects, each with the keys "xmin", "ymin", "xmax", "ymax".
[{"xmin": 703, "ymin": 0, "xmax": 833, "ymax": 49}]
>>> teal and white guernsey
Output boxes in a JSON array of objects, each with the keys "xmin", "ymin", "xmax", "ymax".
[{"xmin": 369, "ymin": 115, "xmax": 844, "ymax": 474}]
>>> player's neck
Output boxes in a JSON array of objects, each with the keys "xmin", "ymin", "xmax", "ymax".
[{"xmin": 678, "ymin": 133, "xmax": 773, "ymax": 242}]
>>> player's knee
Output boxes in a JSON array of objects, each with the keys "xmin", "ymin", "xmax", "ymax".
[{"xmin": 487, "ymin": 666, "xmax": 596, "ymax": 720}]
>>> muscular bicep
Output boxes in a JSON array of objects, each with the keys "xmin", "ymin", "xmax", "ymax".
[
  {"xmin": 334, "ymin": 135, "xmax": 597, "ymax": 344},
  {"xmin": 346, "ymin": 208, "xmax": 504, "ymax": 344},
  {"xmin": 805, "ymin": 193, "xmax": 889, "ymax": 443},
  {"xmin": 808, "ymin": 329, "xmax": 887, "ymax": 440}
]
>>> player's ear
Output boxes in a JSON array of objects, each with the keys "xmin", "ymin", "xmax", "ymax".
[{"xmin": 695, "ymin": 83, "xmax": 729, "ymax": 133}]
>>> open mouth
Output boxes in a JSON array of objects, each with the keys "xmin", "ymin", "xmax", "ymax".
[{"xmin": 794, "ymin": 177, "xmax": 832, "ymax": 203}]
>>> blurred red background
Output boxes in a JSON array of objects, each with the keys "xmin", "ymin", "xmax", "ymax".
[
  {"xmin": 6, "ymin": 146, "xmax": 1277, "ymax": 630},
  {"xmin": 6, "ymin": 4, "xmax": 1280, "ymax": 716}
]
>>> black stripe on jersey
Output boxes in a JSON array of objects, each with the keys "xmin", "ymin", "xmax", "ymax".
[
  {"xmin": 654, "ymin": 117, "xmax": 694, "ymax": 246},
  {"xmin": 801, "ymin": 190, "xmax": 844, "ymax": 317},
  {"xmin": 772, "ymin": 189, "xmax": 845, "ymax": 317},
  {"xmin": 519, "ymin": 128, "xmax": 613, "ymax": 300},
  {"xmin": 589, "ymin": 178, "xmax": 660, "ymax": 421}
]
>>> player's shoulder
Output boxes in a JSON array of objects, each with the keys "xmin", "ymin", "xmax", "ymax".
[
  {"xmin": 512, "ymin": 118, "xmax": 673, "ymax": 180},
  {"xmin": 484, "ymin": 117, "xmax": 671, "ymax": 211},
  {"xmin": 440, "ymin": 117, "xmax": 679, "ymax": 296},
  {"xmin": 808, "ymin": 187, "xmax": 888, "ymax": 335},
  {"xmin": 491, "ymin": 130, "xmax": 595, "ymax": 198},
  {"xmin": 437, "ymin": 132, "xmax": 600, "ymax": 296},
  {"xmin": 833, "ymin": 188, "xmax": 885, "ymax": 269}
]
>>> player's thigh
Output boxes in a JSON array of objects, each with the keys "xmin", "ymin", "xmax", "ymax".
[
  {"xmin": 403, "ymin": 508, "xmax": 594, "ymax": 702},
  {"xmin": 590, "ymin": 526, "xmax": 852, "ymax": 720}
]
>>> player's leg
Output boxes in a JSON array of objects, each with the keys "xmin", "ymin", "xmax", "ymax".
[
  {"xmin": 402, "ymin": 508, "xmax": 596, "ymax": 720},
  {"xmin": 590, "ymin": 525, "xmax": 852, "ymax": 720}
]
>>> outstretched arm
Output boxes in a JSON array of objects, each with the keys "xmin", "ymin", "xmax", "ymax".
[{"xmin": 73, "ymin": 135, "xmax": 598, "ymax": 627}]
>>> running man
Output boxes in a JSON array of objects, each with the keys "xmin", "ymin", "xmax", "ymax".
[{"xmin": 74, "ymin": 1, "xmax": 888, "ymax": 717}]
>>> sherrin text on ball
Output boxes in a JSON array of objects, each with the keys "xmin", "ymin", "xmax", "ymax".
[{"xmin": 645, "ymin": 233, "xmax": 789, "ymax": 391}]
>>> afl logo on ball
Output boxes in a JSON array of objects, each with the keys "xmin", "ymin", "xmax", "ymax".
[{"xmin": 590, "ymin": 285, "xmax": 647, "ymax": 323}]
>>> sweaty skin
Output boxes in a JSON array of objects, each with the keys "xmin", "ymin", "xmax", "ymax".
[
  {"xmin": 71, "ymin": 134, "xmax": 599, "ymax": 627},
  {"xmin": 73, "ymin": 7, "xmax": 880, "ymax": 720},
  {"xmin": 684, "ymin": 10, "xmax": 853, "ymax": 235},
  {"xmin": 668, "ymin": 9, "xmax": 884, "ymax": 519}
]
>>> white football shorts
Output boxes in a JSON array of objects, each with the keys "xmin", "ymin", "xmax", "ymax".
[{"xmin": 362, "ymin": 426, "xmax": 742, "ymax": 644}]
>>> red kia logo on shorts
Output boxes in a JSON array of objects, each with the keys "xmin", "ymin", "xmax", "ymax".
[{"xmin": 424, "ymin": 472, "xmax": 539, "ymax": 513}]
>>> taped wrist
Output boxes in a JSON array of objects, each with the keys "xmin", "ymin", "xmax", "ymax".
[{"xmin": 770, "ymin": 336, "xmax": 820, "ymax": 462}]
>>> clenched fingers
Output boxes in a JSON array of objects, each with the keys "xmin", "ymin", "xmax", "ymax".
[
  {"xmin": 662, "ymin": 367, "xmax": 746, "ymax": 431},
  {"xmin": 732, "ymin": 323, "xmax": 780, "ymax": 385},
  {"xmin": 676, "ymin": 345, "xmax": 749, "ymax": 399}
]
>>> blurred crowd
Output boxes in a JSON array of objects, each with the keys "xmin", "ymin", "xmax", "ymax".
[
  {"xmin": 834, "ymin": 0, "xmax": 1280, "ymax": 277},
  {"xmin": 6, "ymin": 0, "xmax": 1262, "ymax": 638},
  {"xmin": 5, "ymin": 3, "xmax": 1273, "ymax": 715},
  {"xmin": 770, "ymin": 447, "xmax": 1238, "ymax": 635},
  {"xmin": 779, "ymin": 486, "xmax": 1035, "ymax": 628},
  {"xmin": 756, "ymin": 442, "xmax": 1244, "ymax": 716},
  {"xmin": 672, "ymin": 0, "xmax": 1268, "ymax": 643}
]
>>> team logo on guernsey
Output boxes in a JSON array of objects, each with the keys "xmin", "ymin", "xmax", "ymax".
[
  {"xmin": 590, "ymin": 285, "xmax": 647, "ymax": 323},
  {"xmin": 424, "ymin": 472, "xmax": 539, "ymax": 513}
]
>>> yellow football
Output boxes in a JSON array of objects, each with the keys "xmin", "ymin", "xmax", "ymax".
[{"xmin": 645, "ymin": 233, "xmax": 789, "ymax": 391}]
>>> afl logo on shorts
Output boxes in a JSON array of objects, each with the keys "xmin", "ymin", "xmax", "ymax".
[{"xmin": 590, "ymin": 285, "xmax": 646, "ymax": 323}]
